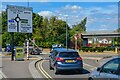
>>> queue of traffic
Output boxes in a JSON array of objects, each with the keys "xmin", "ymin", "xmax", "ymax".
[{"xmin": 49, "ymin": 44, "xmax": 120, "ymax": 80}]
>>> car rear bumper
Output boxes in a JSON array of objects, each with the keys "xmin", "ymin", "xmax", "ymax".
[{"xmin": 56, "ymin": 66, "xmax": 83, "ymax": 70}]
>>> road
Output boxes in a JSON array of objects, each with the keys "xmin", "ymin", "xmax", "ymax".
[{"xmin": 35, "ymin": 54, "xmax": 104, "ymax": 80}]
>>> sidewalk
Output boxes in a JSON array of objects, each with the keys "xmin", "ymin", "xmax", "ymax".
[{"xmin": 2, "ymin": 54, "xmax": 40, "ymax": 79}]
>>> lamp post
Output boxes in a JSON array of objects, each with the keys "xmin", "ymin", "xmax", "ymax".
[
  {"xmin": 28, "ymin": 0, "xmax": 29, "ymax": 7},
  {"xmin": 65, "ymin": 16, "xmax": 68, "ymax": 49}
]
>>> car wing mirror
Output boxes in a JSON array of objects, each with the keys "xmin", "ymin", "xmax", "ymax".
[
  {"xmin": 97, "ymin": 67, "xmax": 101, "ymax": 71},
  {"xmin": 49, "ymin": 54, "xmax": 51, "ymax": 57}
]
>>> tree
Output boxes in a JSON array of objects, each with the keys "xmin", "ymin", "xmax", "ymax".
[
  {"xmin": 112, "ymin": 28, "xmax": 120, "ymax": 46},
  {"xmin": 2, "ymin": 11, "xmax": 87, "ymax": 48},
  {"xmin": 69, "ymin": 17, "xmax": 87, "ymax": 49}
]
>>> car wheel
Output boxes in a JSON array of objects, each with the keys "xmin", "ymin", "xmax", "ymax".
[
  {"xmin": 88, "ymin": 77, "xmax": 93, "ymax": 80},
  {"xmin": 49, "ymin": 60, "xmax": 53, "ymax": 70},
  {"xmin": 54, "ymin": 67, "xmax": 59, "ymax": 74},
  {"xmin": 37, "ymin": 53, "xmax": 40, "ymax": 55}
]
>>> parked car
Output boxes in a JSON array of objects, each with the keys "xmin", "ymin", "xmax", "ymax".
[
  {"xmin": 88, "ymin": 56, "xmax": 120, "ymax": 80},
  {"xmin": 49, "ymin": 48, "xmax": 83, "ymax": 74}
]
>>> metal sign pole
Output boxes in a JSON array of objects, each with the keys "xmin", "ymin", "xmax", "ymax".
[
  {"xmin": 11, "ymin": 32, "xmax": 14, "ymax": 61},
  {"xmin": 7, "ymin": 5, "xmax": 33, "ymax": 61}
]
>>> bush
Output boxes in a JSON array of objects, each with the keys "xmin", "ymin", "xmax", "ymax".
[
  {"xmin": 96, "ymin": 47, "xmax": 105, "ymax": 52},
  {"xmin": 81, "ymin": 47, "xmax": 89, "ymax": 52}
]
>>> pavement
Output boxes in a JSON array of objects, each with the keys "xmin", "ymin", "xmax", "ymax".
[
  {"xmin": 0, "ymin": 51, "xmax": 119, "ymax": 79},
  {"xmin": 1, "ymin": 52, "xmax": 44, "ymax": 79}
]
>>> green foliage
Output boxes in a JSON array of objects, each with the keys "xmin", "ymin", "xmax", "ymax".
[
  {"xmin": 113, "ymin": 28, "xmax": 120, "ymax": 47},
  {"xmin": 0, "ymin": 38, "xmax": 1, "ymax": 47},
  {"xmin": 70, "ymin": 17, "xmax": 87, "ymax": 36},
  {"xmin": 2, "ymin": 11, "xmax": 87, "ymax": 48},
  {"xmin": 113, "ymin": 37, "xmax": 120, "ymax": 46}
]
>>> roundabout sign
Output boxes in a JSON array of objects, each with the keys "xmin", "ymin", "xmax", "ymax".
[{"xmin": 7, "ymin": 5, "xmax": 33, "ymax": 33}]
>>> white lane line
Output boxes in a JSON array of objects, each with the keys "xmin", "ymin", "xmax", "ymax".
[
  {"xmin": 0, "ymin": 70, "xmax": 7, "ymax": 78},
  {"xmin": 83, "ymin": 57, "xmax": 102, "ymax": 60},
  {"xmin": 83, "ymin": 63, "xmax": 97, "ymax": 71}
]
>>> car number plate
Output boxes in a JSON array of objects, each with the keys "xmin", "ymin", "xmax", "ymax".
[{"xmin": 65, "ymin": 60, "xmax": 75, "ymax": 62}]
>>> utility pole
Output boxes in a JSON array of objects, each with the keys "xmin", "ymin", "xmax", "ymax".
[{"xmin": 66, "ymin": 16, "xmax": 68, "ymax": 49}]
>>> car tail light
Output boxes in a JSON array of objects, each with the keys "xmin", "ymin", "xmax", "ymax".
[
  {"xmin": 76, "ymin": 57, "xmax": 82, "ymax": 60},
  {"xmin": 56, "ymin": 57, "xmax": 64, "ymax": 62}
]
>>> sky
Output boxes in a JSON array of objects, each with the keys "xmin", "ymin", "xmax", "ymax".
[{"xmin": 1, "ymin": 1, "xmax": 119, "ymax": 32}]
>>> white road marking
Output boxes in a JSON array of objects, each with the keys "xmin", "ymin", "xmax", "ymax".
[
  {"xmin": 83, "ymin": 63, "xmax": 97, "ymax": 71},
  {"xmin": 83, "ymin": 57, "xmax": 102, "ymax": 60}
]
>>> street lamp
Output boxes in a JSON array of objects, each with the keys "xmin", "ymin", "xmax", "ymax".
[{"xmin": 65, "ymin": 16, "xmax": 68, "ymax": 49}]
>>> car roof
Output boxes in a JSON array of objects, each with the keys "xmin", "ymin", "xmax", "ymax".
[{"xmin": 54, "ymin": 48, "xmax": 77, "ymax": 53}]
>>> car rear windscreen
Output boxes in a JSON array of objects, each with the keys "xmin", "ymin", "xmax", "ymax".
[{"xmin": 59, "ymin": 52, "xmax": 79, "ymax": 57}]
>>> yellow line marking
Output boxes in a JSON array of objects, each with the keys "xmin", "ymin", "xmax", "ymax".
[
  {"xmin": 38, "ymin": 60, "xmax": 49, "ymax": 79},
  {"xmin": 40, "ymin": 60, "xmax": 53, "ymax": 80},
  {"xmin": 38, "ymin": 60, "xmax": 53, "ymax": 80}
]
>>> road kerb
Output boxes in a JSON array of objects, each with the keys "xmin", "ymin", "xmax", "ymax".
[{"xmin": 29, "ymin": 56, "xmax": 43, "ymax": 79}]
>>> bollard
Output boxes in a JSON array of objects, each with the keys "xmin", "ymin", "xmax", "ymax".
[
  {"xmin": 115, "ymin": 47, "xmax": 118, "ymax": 54},
  {"xmin": 27, "ymin": 39, "xmax": 29, "ymax": 60}
]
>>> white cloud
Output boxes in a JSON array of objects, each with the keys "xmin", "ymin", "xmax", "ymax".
[
  {"xmin": 38, "ymin": 11, "xmax": 55, "ymax": 18},
  {"xmin": 36, "ymin": 4, "xmax": 117, "ymax": 31},
  {"xmin": 100, "ymin": 24, "xmax": 108, "ymax": 28},
  {"xmin": 64, "ymin": 5, "xmax": 82, "ymax": 10}
]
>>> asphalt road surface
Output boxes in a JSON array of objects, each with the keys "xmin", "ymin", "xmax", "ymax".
[{"xmin": 36, "ymin": 54, "xmax": 101, "ymax": 80}]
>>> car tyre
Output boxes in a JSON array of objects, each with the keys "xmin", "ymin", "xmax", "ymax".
[
  {"xmin": 49, "ymin": 60, "xmax": 54, "ymax": 70},
  {"xmin": 54, "ymin": 67, "xmax": 59, "ymax": 74},
  {"xmin": 37, "ymin": 53, "xmax": 40, "ymax": 55},
  {"xmin": 88, "ymin": 77, "xmax": 93, "ymax": 80}
]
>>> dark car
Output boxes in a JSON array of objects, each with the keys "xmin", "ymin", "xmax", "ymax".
[
  {"xmin": 49, "ymin": 48, "xmax": 83, "ymax": 74},
  {"xmin": 88, "ymin": 56, "xmax": 120, "ymax": 80}
]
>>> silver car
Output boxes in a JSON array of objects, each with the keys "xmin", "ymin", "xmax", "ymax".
[{"xmin": 88, "ymin": 56, "xmax": 120, "ymax": 80}]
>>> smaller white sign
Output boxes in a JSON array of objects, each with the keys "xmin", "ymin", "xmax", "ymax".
[{"xmin": 7, "ymin": 5, "xmax": 33, "ymax": 33}]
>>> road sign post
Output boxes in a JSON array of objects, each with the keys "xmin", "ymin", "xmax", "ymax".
[
  {"xmin": 11, "ymin": 32, "xmax": 14, "ymax": 61},
  {"xmin": 7, "ymin": 5, "xmax": 32, "ymax": 61},
  {"xmin": 7, "ymin": 5, "xmax": 32, "ymax": 33}
]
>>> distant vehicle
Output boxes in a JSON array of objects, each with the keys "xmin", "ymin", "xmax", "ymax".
[
  {"xmin": 88, "ymin": 56, "xmax": 120, "ymax": 80},
  {"xmin": 24, "ymin": 46, "xmax": 42, "ymax": 55},
  {"xmin": 5, "ymin": 44, "xmax": 11, "ymax": 52},
  {"xmin": 49, "ymin": 48, "xmax": 83, "ymax": 74},
  {"xmin": 50, "ymin": 44, "xmax": 63, "ymax": 53}
]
